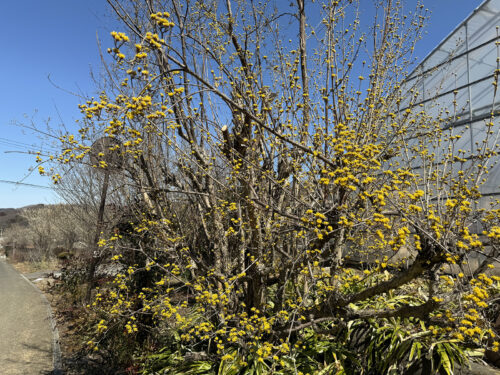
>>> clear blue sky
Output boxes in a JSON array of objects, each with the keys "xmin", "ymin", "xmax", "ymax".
[{"xmin": 0, "ymin": 0, "xmax": 484, "ymax": 208}]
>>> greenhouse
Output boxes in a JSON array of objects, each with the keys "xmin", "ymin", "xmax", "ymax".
[{"xmin": 401, "ymin": 0, "xmax": 500, "ymax": 207}]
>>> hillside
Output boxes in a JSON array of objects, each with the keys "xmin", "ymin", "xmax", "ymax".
[{"xmin": 0, "ymin": 204, "xmax": 44, "ymax": 230}]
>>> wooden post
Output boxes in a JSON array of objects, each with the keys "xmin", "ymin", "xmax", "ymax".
[{"xmin": 85, "ymin": 169, "xmax": 110, "ymax": 303}]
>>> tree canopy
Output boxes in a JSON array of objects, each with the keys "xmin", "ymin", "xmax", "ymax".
[{"xmin": 36, "ymin": 0, "xmax": 500, "ymax": 373}]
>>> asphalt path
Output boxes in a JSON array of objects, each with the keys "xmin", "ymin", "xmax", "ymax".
[{"xmin": 0, "ymin": 259, "xmax": 54, "ymax": 374}]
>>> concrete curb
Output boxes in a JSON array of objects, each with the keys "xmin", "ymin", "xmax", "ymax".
[{"xmin": 17, "ymin": 270, "xmax": 63, "ymax": 374}]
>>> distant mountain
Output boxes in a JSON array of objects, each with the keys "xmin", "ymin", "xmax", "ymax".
[{"xmin": 0, "ymin": 204, "xmax": 44, "ymax": 230}]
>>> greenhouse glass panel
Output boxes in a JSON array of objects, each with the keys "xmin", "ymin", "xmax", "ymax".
[
  {"xmin": 467, "ymin": 1, "xmax": 500, "ymax": 49},
  {"xmin": 399, "ymin": 0, "xmax": 500, "ymax": 210},
  {"xmin": 468, "ymin": 43, "xmax": 497, "ymax": 80}
]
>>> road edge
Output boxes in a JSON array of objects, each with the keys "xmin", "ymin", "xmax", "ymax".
[{"xmin": 16, "ymin": 269, "xmax": 63, "ymax": 374}]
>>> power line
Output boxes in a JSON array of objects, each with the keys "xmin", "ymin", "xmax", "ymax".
[
  {"xmin": 0, "ymin": 137, "xmax": 35, "ymax": 146},
  {"xmin": 0, "ymin": 138, "xmax": 37, "ymax": 150},
  {"xmin": 0, "ymin": 179, "xmax": 79, "ymax": 194},
  {"xmin": 0, "ymin": 137, "xmax": 60, "ymax": 153},
  {"xmin": 0, "ymin": 179, "xmax": 55, "ymax": 190}
]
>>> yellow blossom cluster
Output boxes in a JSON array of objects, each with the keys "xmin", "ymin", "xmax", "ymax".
[{"xmin": 150, "ymin": 11, "xmax": 174, "ymax": 28}]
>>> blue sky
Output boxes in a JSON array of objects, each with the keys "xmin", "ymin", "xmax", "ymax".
[{"xmin": 0, "ymin": 0, "xmax": 484, "ymax": 208}]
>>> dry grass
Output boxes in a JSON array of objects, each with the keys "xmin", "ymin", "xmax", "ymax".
[{"xmin": 8, "ymin": 258, "xmax": 61, "ymax": 274}]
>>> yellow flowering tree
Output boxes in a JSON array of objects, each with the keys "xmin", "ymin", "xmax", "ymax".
[{"xmin": 39, "ymin": 0, "xmax": 500, "ymax": 372}]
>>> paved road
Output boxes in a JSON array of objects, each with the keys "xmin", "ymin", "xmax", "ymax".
[{"xmin": 0, "ymin": 260, "xmax": 54, "ymax": 374}]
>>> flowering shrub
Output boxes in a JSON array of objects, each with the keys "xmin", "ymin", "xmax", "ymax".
[{"xmin": 38, "ymin": 0, "xmax": 500, "ymax": 373}]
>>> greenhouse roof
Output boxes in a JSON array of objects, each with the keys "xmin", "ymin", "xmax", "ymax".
[{"xmin": 400, "ymin": 0, "xmax": 500, "ymax": 200}]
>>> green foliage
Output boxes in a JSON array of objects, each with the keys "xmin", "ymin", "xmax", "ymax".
[
  {"xmin": 139, "ymin": 305, "xmax": 480, "ymax": 375},
  {"xmin": 350, "ymin": 318, "xmax": 471, "ymax": 375},
  {"xmin": 142, "ymin": 348, "xmax": 214, "ymax": 375}
]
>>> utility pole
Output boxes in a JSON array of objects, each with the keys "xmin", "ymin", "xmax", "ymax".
[{"xmin": 85, "ymin": 137, "xmax": 123, "ymax": 303}]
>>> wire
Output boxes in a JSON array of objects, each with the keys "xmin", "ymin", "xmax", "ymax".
[
  {"xmin": 0, "ymin": 179, "xmax": 55, "ymax": 190},
  {"xmin": 0, "ymin": 137, "xmax": 60, "ymax": 153}
]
